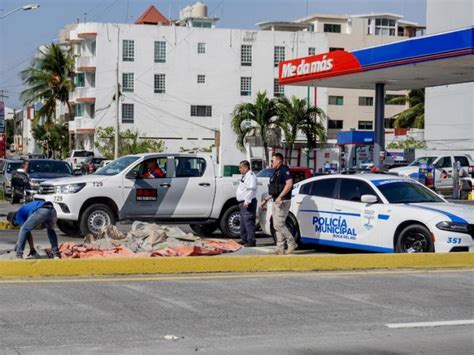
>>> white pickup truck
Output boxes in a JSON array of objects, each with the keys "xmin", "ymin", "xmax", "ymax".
[
  {"xmin": 35, "ymin": 153, "xmax": 263, "ymax": 237},
  {"xmin": 65, "ymin": 150, "xmax": 94, "ymax": 171}
]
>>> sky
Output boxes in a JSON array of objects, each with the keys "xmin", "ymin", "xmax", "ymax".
[{"xmin": 0, "ymin": 0, "xmax": 427, "ymax": 109}]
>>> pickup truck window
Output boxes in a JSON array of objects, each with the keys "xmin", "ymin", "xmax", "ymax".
[
  {"xmin": 96, "ymin": 156, "xmax": 139, "ymax": 176},
  {"xmin": 408, "ymin": 157, "xmax": 436, "ymax": 166},
  {"xmin": 72, "ymin": 151, "xmax": 94, "ymax": 157},
  {"xmin": 29, "ymin": 161, "xmax": 72, "ymax": 174},
  {"xmin": 175, "ymin": 157, "xmax": 206, "ymax": 177},
  {"xmin": 435, "ymin": 156, "xmax": 451, "ymax": 169},
  {"xmin": 454, "ymin": 156, "xmax": 470, "ymax": 167},
  {"xmin": 6, "ymin": 162, "xmax": 22, "ymax": 174},
  {"xmin": 138, "ymin": 158, "xmax": 167, "ymax": 178}
]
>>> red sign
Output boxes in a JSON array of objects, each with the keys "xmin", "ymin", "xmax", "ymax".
[
  {"xmin": 278, "ymin": 51, "xmax": 362, "ymax": 85},
  {"xmin": 136, "ymin": 188, "xmax": 157, "ymax": 201}
]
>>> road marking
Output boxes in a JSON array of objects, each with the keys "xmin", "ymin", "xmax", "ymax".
[
  {"xmin": 0, "ymin": 268, "xmax": 471, "ymax": 284},
  {"xmin": 386, "ymin": 320, "xmax": 474, "ymax": 329}
]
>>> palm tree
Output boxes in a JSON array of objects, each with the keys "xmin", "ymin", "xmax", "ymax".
[
  {"xmin": 20, "ymin": 43, "xmax": 75, "ymax": 123},
  {"xmin": 276, "ymin": 96, "xmax": 326, "ymax": 162},
  {"xmin": 231, "ymin": 91, "xmax": 278, "ymax": 165},
  {"xmin": 388, "ymin": 89, "xmax": 424, "ymax": 128}
]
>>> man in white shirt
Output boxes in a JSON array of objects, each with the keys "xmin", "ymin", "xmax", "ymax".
[{"xmin": 236, "ymin": 160, "xmax": 258, "ymax": 247}]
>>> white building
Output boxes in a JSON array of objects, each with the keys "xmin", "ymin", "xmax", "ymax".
[{"xmin": 425, "ymin": 0, "xmax": 474, "ymax": 154}]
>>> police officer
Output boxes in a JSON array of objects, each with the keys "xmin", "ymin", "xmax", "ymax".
[
  {"xmin": 236, "ymin": 160, "xmax": 258, "ymax": 247},
  {"xmin": 261, "ymin": 153, "xmax": 297, "ymax": 255}
]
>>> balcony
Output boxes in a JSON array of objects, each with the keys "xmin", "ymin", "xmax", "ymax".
[
  {"xmin": 78, "ymin": 32, "xmax": 97, "ymax": 39},
  {"xmin": 69, "ymin": 118, "xmax": 95, "ymax": 134},
  {"xmin": 71, "ymin": 87, "xmax": 96, "ymax": 103},
  {"xmin": 75, "ymin": 56, "xmax": 96, "ymax": 72}
]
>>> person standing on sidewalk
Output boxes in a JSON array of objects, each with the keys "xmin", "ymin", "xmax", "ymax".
[
  {"xmin": 236, "ymin": 160, "xmax": 258, "ymax": 247},
  {"xmin": 7, "ymin": 201, "xmax": 60, "ymax": 259},
  {"xmin": 260, "ymin": 153, "xmax": 296, "ymax": 255}
]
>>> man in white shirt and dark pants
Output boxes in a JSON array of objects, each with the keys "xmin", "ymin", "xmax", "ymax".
[{"xmin": 236, "ymin": 160, "xmax": 258, "ymax": 247}]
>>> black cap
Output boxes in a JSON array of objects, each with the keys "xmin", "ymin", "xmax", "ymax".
[{"xmin": 7, "ymin": 212, "xmax": 17, "ymax": 226}]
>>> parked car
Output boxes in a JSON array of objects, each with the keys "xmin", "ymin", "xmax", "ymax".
[
  {"xmin": 11, "ymin": 159, "xmax": 74, "ymax": 203},
  {"xmin": 80, "ymin": 157, "xmax": 107, "ymax": 174},
  {"xmin": 259, "ymin": 174, "xmax": 474, "ymax": 253},
  {"xmin": 0, "ymin": 159, "xmax": 23, "ymax": 197},
  {"xmin": 65, "ymin": 150, "xmax": 94, "ymax": 171}
]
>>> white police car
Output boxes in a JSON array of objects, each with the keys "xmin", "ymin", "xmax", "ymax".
[{"xmin": 259, "ymin": 174, "xmax": 473, "ymax": 253}]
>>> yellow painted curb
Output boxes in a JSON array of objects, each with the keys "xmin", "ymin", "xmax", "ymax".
[
  {"xmin": 0, "ymin": 220, "xmax": 16, "ymax": 230},
  {"xmin": 0, "ymin": 253, "xmax": 473, "ymax": 278}
]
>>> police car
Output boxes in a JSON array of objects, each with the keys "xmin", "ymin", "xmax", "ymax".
[{"xmin": 259, "ymin": 174, "xmax": 473, "ymax": 253}]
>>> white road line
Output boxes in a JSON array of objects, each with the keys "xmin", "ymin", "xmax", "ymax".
[{"xmin": 386, "ymin": 320, "xmax": 474, "ymax": 329}]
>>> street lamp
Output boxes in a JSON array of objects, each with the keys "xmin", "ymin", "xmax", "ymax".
[{"xmin": 0, "ymin": 4, "xmax": 40, "ymax": 19}]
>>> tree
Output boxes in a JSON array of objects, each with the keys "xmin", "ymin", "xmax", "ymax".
[
  {"xmin": 275, "ymin": 96, "xmax": 326, "ymax": 162},
  {"xmin": 95, "ymin": 127, "xmax": 166, "ymax": 159},
  {"xmin": 387, "ymin": 137, "xmax": 427, "ymax": 149},
  {"xmin": 388, "ymin": 89, "xmax": 424, "ymax": 129},
  {"xmin": 20, "ymin": 43, "xmax": 75, "ymax": 123},
  {"xmin": 32, "ymin": 122, "xmax": 69, "ymax": 158},
  {"xmin": 231, "ymin": 91, "xmax": 277, "ymax": 165}
]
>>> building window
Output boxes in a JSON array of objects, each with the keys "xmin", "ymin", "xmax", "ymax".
[
  {"xmin": 122, "ymin": 103, "xmax": 134, "ymax": 123},
  {"xmin": 197, "ymin": 75, "xmax": 206, "ymax": 84},
  {"xmin": 358, "ymin": 121, "xmax": 373, "ymax": 130},
  {"xmin": 88, "ymin": 72, "xmax": 96, "ymax": 88},
  {"xmin": 75, "ymin": 73, "xmax": 85, "ymax": 87},
  {"xmin": 197, "ymin": 42, "xmax": 206, "ymax": 54},
  {"xmin": 274, "ymin": 46, "xmax": 285, "ymax": 67},
  {"xmin": 323, "ymin": 24, "xmax": 342, "ymax": 33},
  {"xmin": 154, "ymin": 41, "xmax": 166, "ymax": 63},
  {"xmin": 191, "ymin": 105, "xmax": 212, "ymax": 117},
  {"xmin": 385, "ymin": 94, "xmax": 405, "ymax": 105},
  {"xmin": 274, "ymin": 78, "xmax": 284, "ymax": 97},
  {"xmin": 308, "ymin": 47, "xmax": 316, "ymax": 56},
  {"xmin": 154, "ymin": 74, "xmax": 165, "ymax": 94},
  {"xmin": 74, "ymin": 103, "xmax": 84, "ymax": 117},
  {"xmin": 328, "ymin": 120, "xmax": 343, "ymax": 129},
  {"xmin": 329, "ymin": 47, "xmax": 344, "ymax": 52},
  {"xmin": 122, "ymin": 73, "xmax": 134, "ymax": 92},
  {"xmin": 384, "ymin": 118, "xmax": 395, "ymax": 128},
  {"xmin": 328, "ymin": 96, "xmax": 344, "ymax": 105},
  {"xmin": 122, "ymin": 40, "xmax": 134, "ymax": 61},
  {"xmin": 89, "ymin": 104, "xmax": 95, "ymax": 119},
  {"xmin": 358, "ymin": 97, "xmax": 374, "ymax": 106},
  {"xmin": 241, "ymin": 45, "xmax": 252, "ymax": 66},
  {"xmin": 374, "ymin": 18, "xmax": 397, "ymax": 36},
  {"xmin": 240, "ymin": 77, "xmax": 252, "ymax": 96}
]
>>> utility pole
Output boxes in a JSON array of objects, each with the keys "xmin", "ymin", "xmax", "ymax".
[
  {"xmin": 114, "ymin": 26, "xmax": 121, "ymax": 159},
  {"xmin": 0, "ymin": 90, "xmax": 8, "ymax": 159}
]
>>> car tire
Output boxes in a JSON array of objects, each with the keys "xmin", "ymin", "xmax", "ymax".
[
  {"xmin": 219, "ymin": 205, "xmax": 241, "ymax": 238},
  {"xmin": 57, "ymin": 220, "xmax": 81, "ymax": 236},
  {"xmin": 189, "ymin": 223, "xmax": 219, "ymax": 236},
  {"xmin": 270, "ymin": 213, "xmax": 301, "ymax": 247},
  {"xmin": 79, "ymin": 203, "xmax": 117, "ymax": 236},
  {"xmin": 395, "ymin": 224, "xmax": 434, "ymax": 253}
]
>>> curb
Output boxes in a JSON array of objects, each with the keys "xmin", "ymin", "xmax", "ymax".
[
  {"xmin": 0, "ymin": 220, "xmax": 16, "ymax": 230},
  {"xmin": 0, "ymin": 253, "xmax": 473, "ymax": 278}
]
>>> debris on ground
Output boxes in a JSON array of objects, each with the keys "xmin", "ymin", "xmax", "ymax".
[{"xmin": 58, "ymin": 222, "xmax": 241, "ymax": 259}]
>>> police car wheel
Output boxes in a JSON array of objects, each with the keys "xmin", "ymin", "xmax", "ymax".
[
  {"xmin": 219, "ymin": 205, "xmax": 241, "ymax": 238},
  {"xmin": 189, "ymin": 223, "xmax": 218, "ymax": 236},
  {"xmin": 270, "ymin": 213, "xmax": 301, "ymax": 246},
  {"xmin": 80, "ymin": 203, "xmax": 117, "ymax": 236},
  {"xmin": 56, "ymin": 220, "xmax": 80, "ymax": 236},
  {"xmin": 396, "ymin": 224, "xmax": 434, "ymax": 253}
]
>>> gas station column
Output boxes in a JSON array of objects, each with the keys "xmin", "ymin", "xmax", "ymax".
[{"xmin": 374, "ymin": 82, "xmax": 385, "ymax": 168}]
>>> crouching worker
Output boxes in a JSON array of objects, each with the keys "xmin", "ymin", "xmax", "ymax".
[{"xmin": 7, "ymin": 201, "xmax": 60, "ymax": 259}]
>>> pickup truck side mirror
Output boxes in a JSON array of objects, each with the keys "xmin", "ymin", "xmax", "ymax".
[
  {"xmin": 361, "ymin": 194, "xmax": 378, "ymax": 204},
  {"xmin": 126, "ymin": 171, "xmax": 139, "ymax": 180}
]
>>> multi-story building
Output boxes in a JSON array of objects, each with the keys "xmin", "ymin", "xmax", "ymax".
[
  {"xmin": 258, "ymin": 13, "xmax": 425, "ymax": 140},
  {"xmin": 61, "ymin": 2, "xmax": 424, "ymax": 162}
]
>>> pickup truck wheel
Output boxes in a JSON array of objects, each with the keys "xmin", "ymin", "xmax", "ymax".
[
  {"xmin": 79, "ymin": 203, "xmax": 116, "ymax": 236},
  {"xmin": 270, "ymin": 213, "xmax": 301, "ymax": 247},
  {"xmin": 57, "ymin": 220, "xmax": 81, "ymax": 236},
  {"xmin": 189, "ymin": 223, "xmax": 218, "ymax": 236},
  {"xmin": 395, "ymin": 224, "xmax": 434, "ymax": 253},
  {"xmin": 219, "ymin": 205, "xmax": 241, "ymax": 238}
]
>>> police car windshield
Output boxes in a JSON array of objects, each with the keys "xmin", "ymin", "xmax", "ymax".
[
  {"xmin": 95, "ymin": 156, "xmax": 139, "ymax": 176},
  {"xmin": 408, "ymin": 157, "xmax": 436, "ymax": 166},
  {"xmin": 376, "ymin": 181, "xmax": 444, "ymax": 203},
  {"xmin": 257, "ymin": 168, "xmax": 274, "ymax": 178}
]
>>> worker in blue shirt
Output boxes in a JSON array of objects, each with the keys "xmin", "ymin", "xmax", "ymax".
[{"xmin": 7, "ymin": 201, "xmax": 60, "ymax": 259}]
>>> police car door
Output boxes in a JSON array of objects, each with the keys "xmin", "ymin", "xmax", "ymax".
[
  {"xmin": 167, "ymin": 156, "xmax": 215, "ymax": 217},
  {"xmin": 295, "ymin": 178, "xmax": 338, "ymax": 245},
  {"xmin": 332, "ymin": 177, "xmax": 382, "ymax": 250},
  {"xmin": 121, "ymin": 157, "xmax": 174, "ymax": 217}
]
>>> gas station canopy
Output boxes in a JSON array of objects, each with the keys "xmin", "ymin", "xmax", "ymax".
[{"xmin": 278, "ymin": 27, "xmax": 474, "ymax": 91}]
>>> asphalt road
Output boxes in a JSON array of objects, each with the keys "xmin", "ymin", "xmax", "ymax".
[{"xmin": 0, "ymin": 270, "xmax": 472, "ymax": 354}]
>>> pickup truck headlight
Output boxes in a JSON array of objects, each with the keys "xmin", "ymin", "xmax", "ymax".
[
  {"xmin": 30, "ymin": 180, "xmax": 41, "ymax": 189},
  {"xmin": 436, "ymin": 221, "xmax": 469, "ymax": 233},
  {"xmin": 55, "ymin": 183, "xmax": 86, "ymax": 194}
]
